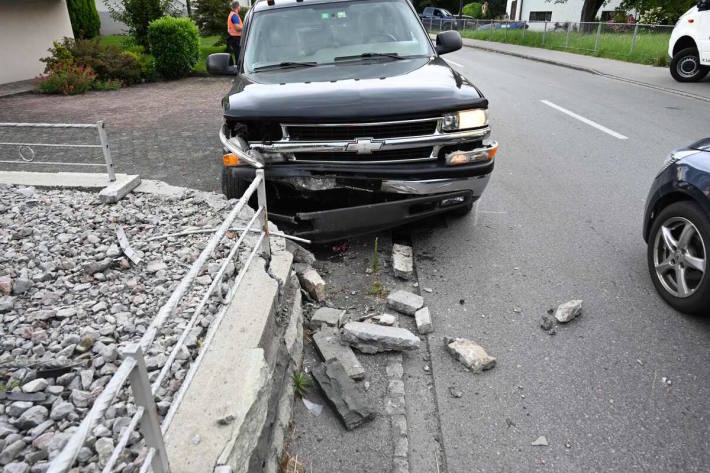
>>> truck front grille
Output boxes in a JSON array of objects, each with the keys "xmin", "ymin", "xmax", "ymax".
[
  {"xmin": 286, "ymin": 119, "xmax": 439, "ymax": 141},
  {"xmin": 293, "ymin": 147, "xmax": 434, "ymax": 163}
]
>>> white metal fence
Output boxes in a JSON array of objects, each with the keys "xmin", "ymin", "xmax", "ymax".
[
  {"xmin": 424, "ymin": 19, "xmax": 674, "ymax": 63},
  {"xmin": 47, "ymin": 171, "xmax": 271, "ymax": 473},
  {"xmin": 0, "ymin": 121, "xmax": 116, "ymax": 182}
]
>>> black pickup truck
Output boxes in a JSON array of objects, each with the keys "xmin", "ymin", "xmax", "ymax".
[{"xmin": 207, "ymin": 0, "xmax": 497, "ymax": 242}]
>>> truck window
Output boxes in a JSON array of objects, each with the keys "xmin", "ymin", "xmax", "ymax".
[{"xmin": 244, "ymin": 0, "xmax": 433, "ymax": 73}]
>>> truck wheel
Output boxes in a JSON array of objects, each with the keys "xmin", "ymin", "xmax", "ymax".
[
  {"xmin": 221, "ymin": 167, "xmax": 248, "ymax": 199},
  {"xmin": 647, "ymin": 201, "xmax": 710, "ymax": 315},
  {"xmin": 670, "ymin": 48, "xmax": 710, "ymax": 82}
]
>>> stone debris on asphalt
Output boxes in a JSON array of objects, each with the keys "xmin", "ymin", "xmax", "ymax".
[
  {"xmin": 392, "ymin": 243, "xmax": 414, "ymax": 280},
  {"xmin": 308, "ymin": 307, "xmax": 345, "ymax": 329},
  {"xmin": 341, "ymin": 322, "xmax": 421, "ymax": 354},
  {"xmin": 554, "ymin": 299, "xmax": 583, "ymax": 323},
  {"xmin": 386, "ymin": 290, "xmax": 424, "ymax": 316},
  {"xmin": 375, "ymin": 313, "xmax": 397, "ymax": 326},
  {"xmin": 295, "ymin": 263, "xmax": 327, "ymax": 301},
  {"xmin": 313, "ymin": 326, "xmax": 365, "ymax": 380},
  {"xmin": 531, "ymin": 436, "xmax": 549, "ymax": 446},
  {"xmin": 0, "ymin": 184, "xmax": 262, "ymax": 470},
  {"xmin": 414, "ymin": 306, "xmax": 433, "ymax": 334},
  {"xmin": 444, "ymin": 337, "xmax": 496, "ymax": 373},
  {"xmin": 311, "ymin": 359, "xmax": 375, "ymax": 430}
]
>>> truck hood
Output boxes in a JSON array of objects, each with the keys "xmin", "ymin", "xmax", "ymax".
[{"xmin": 223, "ymin": 57, "xmax": 487, "ymax": 122}]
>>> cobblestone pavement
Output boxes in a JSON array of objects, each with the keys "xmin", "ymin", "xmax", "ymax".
[{"xmin": 0, "ymin": 77, "xmax": 232, "ymax": 192}]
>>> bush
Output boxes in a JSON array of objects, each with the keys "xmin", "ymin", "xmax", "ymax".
[
  {"xmin": 148, "ymin": 16, "xmax": 200, "ymax": 79},
  {"xmin": 36, "ymin": 63, "xmax": 96, "ymax": 95},
  {"xmin": 194, "ymin": 0, "xmax": 249, "ymax": 36},
  {"xmin": 639, "ymin": 7, "xmax": 670, "ymax": 25},
  {"xmin": 67, "ymin": 0, "xmax": 101, "ymax": 38},
  {"xmin": 124, "ymin": 50, "xmax": 157, "ymax": 81},
  {"xmin": 105, "ymin": 0, "xmax": 176, "ymax": 47},
  {"xmin": 462, "ymin": 2, "xmax": 483, "ymax": 19},
  {"xmin": 92, "ymin": 79, "xmax": 123, "ymax": 91}
]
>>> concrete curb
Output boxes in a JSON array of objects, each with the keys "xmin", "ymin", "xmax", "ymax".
[
  {"xmin": 460, "ymin": 42, "xmax": 710, "ymax": 104},
  {"xmin": 0, "ymin": 171, "xmax": 141, "ymax": 202}
]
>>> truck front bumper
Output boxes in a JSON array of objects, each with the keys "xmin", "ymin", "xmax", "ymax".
[{"xmin": 225, "ymin": 160, "xmax": 492, "ymax": 242}]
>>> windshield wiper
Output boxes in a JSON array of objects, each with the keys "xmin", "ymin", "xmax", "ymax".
[
  {"xmin": 253, "ymin": 61, "xmax": 318, "ymax": 72},
  {"xmin": 334, "ymin": 52, "xmax": 407, "ymax": 62}
]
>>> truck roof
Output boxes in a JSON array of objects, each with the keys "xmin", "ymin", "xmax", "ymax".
[{"xmin": 251, "ymin": 0, "xmax": 382, "ymax": 13}]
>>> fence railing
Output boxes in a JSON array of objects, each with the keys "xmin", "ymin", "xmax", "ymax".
[
  {"xmin": 0, "ymin": 121, "xmax": 115, "ymax": 182},
  {"xmin": 424, "ymin": 19, "xmax": 674, "ymax": 63},
  {"xmin": 48, "ymin": 170, "xmax": 271, "ymax": 473}
]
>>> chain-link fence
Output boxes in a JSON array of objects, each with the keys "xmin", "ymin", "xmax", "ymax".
[{"xmin": 423, "ymin": 19, "xmax": 674, "ymax": 66}]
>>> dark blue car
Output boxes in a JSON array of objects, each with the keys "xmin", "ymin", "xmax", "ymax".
[{"xmin": 644, "ymin": 138, "xmax": 710, "ymax": 315}]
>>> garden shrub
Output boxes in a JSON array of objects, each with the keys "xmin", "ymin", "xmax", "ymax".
[
  {"xmin": 67, "ymin": 0, "xmax": 101, "ymax": 39},
  {"xmin": 36, "ymin": 63, "xmax": 96, "ymax": 95},
  {"xmin": 92, "ymin": 79, "xmax": 123, "ymax": 91},
  {"xmin": 124, "ymin": 50, "xmax": 157, "ymax": 81},
  {"xmin": 67, "ymin": 38, "xmax": 142, "ymax": 84},
  {"xmin": 462, "ymin": 3, "xmax": 483, "ymax": 19},
  {"xmin": 148, "ymin": 16, "xmax": 200, "ymax": 79}
]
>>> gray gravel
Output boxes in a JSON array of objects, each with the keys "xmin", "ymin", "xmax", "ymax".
[{"xmin": 0, "ymin": 184, "xmax": 258, "ymax": 472}]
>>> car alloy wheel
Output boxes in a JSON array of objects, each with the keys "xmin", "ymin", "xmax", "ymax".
[
  {"xmin": 677, "ymin": 56, "xmax": 700, "ymax": 79},
  {"xmin": 652, "ymin": 216, "xmax": 707, "ymax": 298}
]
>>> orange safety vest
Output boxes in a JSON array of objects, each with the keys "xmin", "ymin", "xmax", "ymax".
[{"xmin": 227, "ymin": 11, "xmax": 242, "ymax": 37}]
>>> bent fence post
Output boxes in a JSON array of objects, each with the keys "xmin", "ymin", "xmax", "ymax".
[
  {"xmin": 256, "ymin": 169, "xmax": 271, "ymax": 260},
  {"xmin": 96, "ymin": 120, "xmax": 115, "ymax": 182}
]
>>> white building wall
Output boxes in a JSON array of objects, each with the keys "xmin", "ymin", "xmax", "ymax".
[
  {"xmin": 505, "ymin": 0, "xmax": 625, "ymax": 23},
  {"xmin": 0, "ymin": 0, "xmax": 75, "ymax": 84}
]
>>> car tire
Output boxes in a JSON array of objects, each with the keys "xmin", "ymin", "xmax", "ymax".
[
  {"xmin": 647, "ymin": 201, "xmax": 710, "ymax": 315},
  {"xmin": 221, "ymin": 167, "xmax": 248, "ymax": 200},
  {"xmin": 670, "ymin": 47, "xmax": 710, "ymax": 82}
]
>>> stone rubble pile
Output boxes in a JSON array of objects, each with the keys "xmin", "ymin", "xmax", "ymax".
[{"xmin": 0, "ymin": 184, "xmax": 257, "ymax": 473}]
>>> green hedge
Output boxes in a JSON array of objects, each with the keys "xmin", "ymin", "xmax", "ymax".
[
  {"xmin": 148, "ymin": 16, "xmax": 200, "ymax": 79},
  {"xmin": 67, "ymin": 0, "xmax": 101, "ymax": 39},
  {"xmin": 462, "ymin": 2, "xmax": 483, "ymax": 19}
]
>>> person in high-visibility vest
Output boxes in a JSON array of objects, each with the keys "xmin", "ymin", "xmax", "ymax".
[{"xmin": 227, "ymin": 1, "xmax": 243, "ymax": 65}]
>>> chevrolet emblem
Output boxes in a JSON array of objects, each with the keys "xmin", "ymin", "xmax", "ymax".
[{"xmin": 346, "ymin": 138, "xmax": 383, "ymax": 154}]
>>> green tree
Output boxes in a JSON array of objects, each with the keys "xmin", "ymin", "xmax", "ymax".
[
  {"xmin": 193, "ymin": 0, "xmax": 249, "ymax": 37},
  {"xmin": 619, "ymin": 0, "xmax": 696, "ymax": 23},
  {"xmin": 463, "ymin": 2, "xmax": 483, "ymax": 18},
  {"xmin": 104, "ymin": 0, "xmax": 178, "ymax": 47},
  {"xmin": 67, "ymin": 0, "xmax": 101, "ymax": 39}
]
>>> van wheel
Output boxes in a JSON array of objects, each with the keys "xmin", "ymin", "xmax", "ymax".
[
  {"xmin": 221, "ymin": 167, "xmax": 248, "ymax": 199},
  {"xmin": 670, "ymin": 47, "xmax": 710, "ymax": 82}
]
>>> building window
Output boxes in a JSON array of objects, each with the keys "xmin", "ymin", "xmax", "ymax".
[
  {"xmin": 529, "ymin": 11, "xmax": 552, "ymax": 22},
  {"xmin": 600, "ymin": 10, "xmax": 615, "ymax": 21}
]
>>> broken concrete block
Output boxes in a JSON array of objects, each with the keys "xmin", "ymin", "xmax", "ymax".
[
  {"xmin": 392, "ymin": 244, "xmax": 414, "ymax": 280},
  {"xmin": 444, "ymin": 337, "xmax": 495, "ymax": 373},
  {"xmin": 309, "ymin": 307, "xmax": 344, "ymax": 330},
  {"xmin": 375, "ymin": 313, "xmax": 397, "ymax": 326},
  {"xmin": 386, "ymin": 290, "xmax": 424, "ymax": 316},
  {"xmin": 414, "ymin": 307, "xmax": 433, "ymax": 334},
  {"xmin": 341, "ymin": 322, "xmax": 420, "ymax": 354},
  {"xmin": 313, "ymin": 327, "xmax": 365, "ymax": 380},
  {"xmin": 311, "ymin": 359, "xmax": 375, "ymax": 430},
  {"xmin": 286, "ymin": 240, "xmax": 316, "ymax": 265},
  {"xmin": 297, "ymin": 267, "xmax": 326, "ymax": 301},
  {"xmin": 554, "ymin": 300, "xmax": 583, "ymax": 323},
  {"xmin": 531, "ymin": 436, "xmax": 548, "ymax": 446}
]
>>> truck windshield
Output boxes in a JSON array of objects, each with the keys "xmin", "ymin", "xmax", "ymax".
[{"xmin": 244, "ymin": 0, "xmax": 433, "ymax": 73}]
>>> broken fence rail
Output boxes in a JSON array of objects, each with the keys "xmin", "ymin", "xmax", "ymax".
[
  {"xmin": 48, "ymin": 170, "xmax": 271, "ymax": 473},
  {"xmin": 0, "ymin": 121, "xmax": 115, "ymax": 182}
]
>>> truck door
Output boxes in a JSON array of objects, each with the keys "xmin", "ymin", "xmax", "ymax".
[{"xmin": 698, "ymin": 2, "xmax": 710, "ymax": 65}]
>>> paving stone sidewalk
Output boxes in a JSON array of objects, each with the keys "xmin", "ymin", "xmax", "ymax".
[{"xmin": 0, "ymin": 77, "xmax": 232, "ymax": 192}]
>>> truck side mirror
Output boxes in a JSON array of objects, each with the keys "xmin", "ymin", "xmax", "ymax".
[
  {"xmin": 207, "ymin": 53, "xmax": 237, "ymax": 75},
  {"xmin": 435, "ymin": 30, "xmax": 462, "ymax": 55}
]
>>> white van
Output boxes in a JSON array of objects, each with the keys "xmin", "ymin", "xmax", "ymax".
[{"xmin": 669, "ymin": 0, "xmax": 710, "ymax": 82}]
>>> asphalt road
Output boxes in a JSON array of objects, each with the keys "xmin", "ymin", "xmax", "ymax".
[{"xmin": 410, "ymin": 49, "xmax": 710, "ymax": 472}]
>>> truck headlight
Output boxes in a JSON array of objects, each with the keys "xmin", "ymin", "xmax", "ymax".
[{"xmin": 441, "ymin": 109, "xmax": 488, "ymax": 131}]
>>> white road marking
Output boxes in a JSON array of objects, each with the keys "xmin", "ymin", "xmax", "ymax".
[
  {"xmin": 540, "ymin": 99, "xmax": 628, "ymax": 140},
  {"xmin": 446, "ymin": 59, "xmax": 464, "ymax": 67}
]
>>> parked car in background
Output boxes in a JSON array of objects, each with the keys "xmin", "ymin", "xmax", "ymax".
[
  {"xmin": 644, "ymin": 138, "xmax": 710, "ymax": 315},
  {"xmin": 419, "ymin": 7, "xmax": 459, "ymax": 29},
  {"xmin": 668, "ymin": 0, "xmax": 710, "ymax": 82}
]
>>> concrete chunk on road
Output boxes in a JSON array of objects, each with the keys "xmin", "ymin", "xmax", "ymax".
[
  {"xmin": 341, "ymin": 322, "xmax": 420, "ymax": 354},
  {"xmin": 415, "ymin": 307, "xmax": 433, "ymax": 334},
  {"xmin": 295, "ymin": 265, "xmax": 326, "ymax": 301},
  {"xmin": 308, "ymin": 307, "xmax": 344, "ymax": 329},
  {"xmin": 392, "ymin": 243, "xmax": 414, "ymax": 280},
  {"xmin": 313, "ymin": 327, "xmax": 365, "ymax": 380},
  {"xmin": 444, "ymin": 337, "xmax": 496, "ymax": 374},
  {"xmin": 312, "ymin": 359, "xmax": 375, "ymax": 430},
  {"xmin": 554, "ymin": 300, "xmax": 583, "ymax": 323},
  {"xmin": 386, "ymin": 290, "xmax": 424, "ymax": 316}
]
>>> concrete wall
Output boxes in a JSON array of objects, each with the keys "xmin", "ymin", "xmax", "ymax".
[
  {"xmin": 0, "ymin": 0, "xmax": 75, "ymax": 84},
  {"xmin": 505, "ymin": 0, "xmax": 624, "ymax": 23}
]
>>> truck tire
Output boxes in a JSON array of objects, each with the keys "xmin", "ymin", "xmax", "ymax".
[
  {"xmin": 221, "ymin": 167, "xmax": 249, "ymax": 200},
  {"xmin": 670, "ymin": 47, "xmax": 710, "ymax": 82}
]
